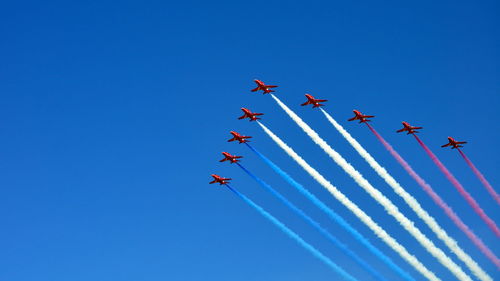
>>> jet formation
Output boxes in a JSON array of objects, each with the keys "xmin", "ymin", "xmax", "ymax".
[{"xmin": 212, "ymin": 79, "xmax": 468, "ymax": 190}]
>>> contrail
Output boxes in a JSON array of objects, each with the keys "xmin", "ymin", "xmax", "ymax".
[
  {"xmin": 457, "ymin": 148, "xmax": 500, "ymax": 206},
  {"xmin": 320, "ymin": 109, "xmax": 492, "ymax": 281},
  {"xmin": 236, "ymin": 162, "xmax": 388, "ymax": 281},
  {"xmin": 256, "ymin": 121, "xmax": 440, "ymax": 281},
  {"xmin": 366, "ymin": 124, "xmax": 500, "ymax": 270},
  {"xmin": 225, "ymin": 184, "xmax": 358, "ymax": 281},
  {"xmin": 269, "ymin": 94, "xmax": 472, "ymax": 281},
  {"xmin": 244, "ymin": 143, "xmax": 415, "ymax": 281},
  {"xmin": 414, "ymin": 135, "xmax": 500, "ymax": 238}
]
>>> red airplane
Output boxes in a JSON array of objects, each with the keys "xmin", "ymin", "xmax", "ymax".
[
  {"xmin": 251, "ymin": 79, "xmax": 278, "ymax": 94},
  {"xmin": 441, "ymin": 137, "xmax": 467, "ymax": 149},
  {"xmin": 301, "ymin": 94, "xmax": 328, "ymax": 108},
  {"xmin": 228, "ymin": 131, "xmax": 252, "ymax": 143},
  {"xmin": 397, "ymin": 122, "xmax": 423, "ymax": 134},
  {"xmin": 348, "ymin": 110, "xmax": 375, "ymax": 123},
  {"xmin": 219, "ymin": 152, "xmax": 243, "ymax": 163},
  {"xmin": 209, "ymin": 174, "xmax": 232, "ymax": 185},
  {"xmin": 238, "ymin": 108, "xmax": 263, "ymax": 121}
]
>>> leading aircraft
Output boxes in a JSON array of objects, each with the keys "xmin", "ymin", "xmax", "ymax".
[
  {"xmin": 301, "ymin": 94, "xmax": 328, "ymax": 108},
  {"xmin": 238, "ymin": 108, "xmax": 264, "ymax": 121},
  {"xmin": 228, "ymin": 131, "xmax": 252, "ymax": 143},
  {"xmin": 441, "ymin": 137, "xmax": 467, "ymax": 149},
  {"xmin": 348, "ymin": 110, "xmax": 375, "ymax": 123},
  {"xmin": 209, "ymin": 174, "xmax": 232, "ymax": 185},
  {"xmin": 397, "ymin": 122, "xmax": 423, "ymax": 134},
  {"xmin": 219, "ymin": 152, "xmax": 243, "ymax": 163},
  {"xmin": 251, "ymin": 79, "xmax": 278, "ymax": 94}
]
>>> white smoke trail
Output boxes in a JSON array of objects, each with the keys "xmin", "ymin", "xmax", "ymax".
[
  {"xmin": 257, "ymin": 121, "xmax": 440, "ymax": 281},
  {"xmin": 320, "ymin": 108, "xmax": 492, "ymax": 281},
  {"xmin": 269, "ymin": 94, "xmax": 472, "ymax": 281}
]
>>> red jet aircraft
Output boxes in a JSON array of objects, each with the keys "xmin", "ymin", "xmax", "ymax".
[
  {"xmin": 238, "ymin": 108, "xmax": 263, "ymax": 121},
  {"xmin": 441, "ymin": 137, "xmax": 467, "ymax": 149},
  {"xmin": 209, "ymin": 174, "xmax": 232, "ymax": 185},
  {"xmin": 397, "ymin": 122, "xmax": 423, "ymax": 134},
  {"xmin": 219, "ymin": 152, "xmax": 243, "ymax": 163},
  {"xmin": 348, "ymin": 110, "xmax": 375, "ymax": 123},
  {"xmin": 301, "ymin": 94, "xmax": 328, "ymax": 108},
  {"xmin": 251, "ymin": 79, "xmax": 278, "ymax": 94},
  {"xmin": 228, "ymin": 131, "xmax": 252, "ymax": 143}
]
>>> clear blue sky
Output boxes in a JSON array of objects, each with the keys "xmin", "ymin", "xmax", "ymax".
[{"xmin": 0, "ymin": 1, "xmax": 498, "ymax": 280}]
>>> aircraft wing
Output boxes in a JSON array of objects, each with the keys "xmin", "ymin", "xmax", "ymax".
[
  {"xmin": 396, "ymin": 128, "xmax": 406, "ymax": 133},
  {"xmin": 301, "ymin": 101, "xmax": 311, "ymax": 106},
  {"xmin": 348, "ymin": 116, "xmax": 357, "ymax": 121},
  {"xmin": 317, "ymin": 99, "xmax": 328, "ymax": 102},
  {"xmin": 254, "ymin": 113, "xmax": 264, "ymax": 116},
  {"xmin": 441, "ymin": 143, "xmax": 452, "ymax": 147},
  {"xmin": 251, "ymin": 87, "xmax": 259, "ymax": 92},
  {"xmin": 458, "ymin": 141, "xmax": 467, "ymax": 144},
  {"xmin": 267, "ymin": 85, "xmax": 278, "ymax": 88}
]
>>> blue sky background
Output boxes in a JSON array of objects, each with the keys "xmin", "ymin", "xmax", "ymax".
[{"xmin": 0, "ymin": 1, "xmax": 498, "ymax": 280}]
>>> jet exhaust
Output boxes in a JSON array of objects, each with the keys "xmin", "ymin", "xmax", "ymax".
[
  {"xmin": 257, "ymin": 120, "xmax": 439, "ymax": 281},
  {"xmin": 225, "ymin": 184, "xmax": 357, "ymax": 281},
  {"xmin": 270, "ymin": 94, "xmax": 472, "ymax": 281},
  {"xmin": 244, "ymin": 143, "xmax": 415, "ymax": 281}
]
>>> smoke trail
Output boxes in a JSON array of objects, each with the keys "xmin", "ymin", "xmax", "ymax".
[
  {"xmin": 256, "ymin": 121, "xmax": 440, "ymax": 281},
  {"xmin": 236, "ymin": 163, "xmax": 388, "ymax": 281},
  {"xmin": 225, "ymin": 184, "xmax": 358, "ymax": 281},
  {"xmin": 244, "ymin": 143, "xmax": 415, "ymax": 281},
  {"xmin": 414, "ymin": 135, "xmax": 500, "ymax": 238},
  {"xmin": 270, "ymin": 94, "xmax": 472, "ymax": 281},
  {"xmin": 457, "ymin": 149, "xmax": 500, "ymax": 206},
  {"xmin": 321, "ymin": 109, "xmax": 492, "ymax": 281},
  {"xmin": 367, "ymin": 124, "xmax": 500, "ymax": 270}
]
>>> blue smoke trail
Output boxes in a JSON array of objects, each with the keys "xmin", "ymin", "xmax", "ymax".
[
  {"xmin": 236, "ymin": 163, "xmax": 386, "ymax": 281},
  {"xmin": 225, "ymin": 184, "xmax": 358, "ymax": 281},
  {"xmin": 245, "ymin": 143, "xmax": 415, "ymax": 281}
]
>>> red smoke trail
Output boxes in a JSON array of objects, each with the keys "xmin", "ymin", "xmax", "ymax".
[
  {"xmin": 413, "ymin": 134, "xmax": 500, "ymax": 237},
  {"xmin": 458, "ymin": 149, "xmax": 500, "ymax": 206},
  {"xmin": 367, "ymin": 124, "xmax": 500, "ymax": 268}
]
